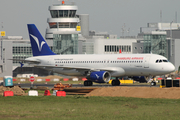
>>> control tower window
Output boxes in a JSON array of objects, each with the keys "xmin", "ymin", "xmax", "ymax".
[
  {"xmin": 50, "ymin": 10, "xmax": 58, "ymax": 18},
  {"xmin": 69, "ymin": 10, "xmax": 76, "ymax": 17},
  {"xmin": 59, "ymin": 10, "xmax": 63, "ymax": 17},
  {"xmin": 69, "ymin": 10, "xmax": 73, "ymax": 17},
  {"xmin": 49, "ymin": 23, "xmax": 57, "ymax": 28},
  {"xmin": 51, "ymin": 10, "xmax": 76, "ymax": 18},
  {"xmin": 64, "ymin": 10, "xmax": 68, "ymax": 17},
  {"xmin": 70, "ymin": 23, "xmax": 77, "ymax": 28},
  {"xmin": 59, "ymin": 23, "xmax": 69, "ymax": 28},
  {"xmin": 58, "ymin": 23, "xmax": 77, "ymax": 28}
]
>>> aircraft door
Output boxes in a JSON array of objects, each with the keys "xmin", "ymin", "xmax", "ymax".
[
  {"xmin": 104, "ymin": 59, "xmax": 109, "ymax": 67},
  {"xmin": 144, "ymin": 56, "xmax": 150, "ymax": 68}
]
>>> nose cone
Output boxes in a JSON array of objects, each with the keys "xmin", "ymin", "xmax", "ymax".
[
  {"xmin": 169, "ymin": 63, "xmax": 175, "ymax": 72},
  {"xmin": 163, "ymin": 63, "xmax": 175, "ymax": 74},
  {"xmin": 154, "ymin": 62, "xmax": 175, "ymax": 75}
]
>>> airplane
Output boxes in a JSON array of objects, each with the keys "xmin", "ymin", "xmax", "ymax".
[{"xmin": 25, "ymin": 24, "xmax": 175, "ymax": 86}]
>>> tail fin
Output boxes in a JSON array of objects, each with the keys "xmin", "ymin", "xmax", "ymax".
[{"xmin": 27, "ymin": 24, "xmax": 56, "ymax": 56}]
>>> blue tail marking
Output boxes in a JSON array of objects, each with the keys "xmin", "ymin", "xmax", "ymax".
[
  {"xmin": 27, "ymin": 24, "xmax": 56, "ymax": 56},
  {"xmin": 19, "ymin": 62, "xmax": 24, "ymax": 67}
]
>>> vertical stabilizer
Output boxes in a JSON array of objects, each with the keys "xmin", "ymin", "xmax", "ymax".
[{"xmin": 27, "ymin": 24, "xmax": 56, "ymax": 56}]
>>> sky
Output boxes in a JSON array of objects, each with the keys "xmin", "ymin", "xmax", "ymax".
[{"xmin": 0, "ymin": 0, "xmax": 180, "ymax": 39}]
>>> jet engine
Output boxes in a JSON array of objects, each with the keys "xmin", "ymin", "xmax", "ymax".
[{"xmin": 89, "ymin": 71, "xmax": 111, "ymax": 83}]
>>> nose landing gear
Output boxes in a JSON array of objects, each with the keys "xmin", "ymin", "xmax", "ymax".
[{"xmin": 150, "ymin": 81, "xmax": 156, "ymax": 86}]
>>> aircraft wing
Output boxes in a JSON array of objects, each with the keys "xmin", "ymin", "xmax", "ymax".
[
  {"xmin": 8, "ymin": 59, "xmax": 40, "ymax": 64},
  {"xmin": 34, "ymin": 65, "xmax": 119, "ymax": 72}
]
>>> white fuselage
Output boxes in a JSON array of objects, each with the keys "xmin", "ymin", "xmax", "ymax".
[{"xmin": 26, "ymin": 53, "xmax": 175, "ymax": 77}]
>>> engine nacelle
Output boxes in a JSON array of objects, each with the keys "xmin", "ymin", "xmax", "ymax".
[{"xmin": 89, "ymin": 71, "xmax": 111, "ymax": 83}]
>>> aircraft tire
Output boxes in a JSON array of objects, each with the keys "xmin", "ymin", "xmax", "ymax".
[
  {"xmin": 153, "ymin": 82, "xmax": 156, "ymax": 86},
  {"xmin": 112, "ymin": 80, "xmax": 116, "ymax": 86},
  {"xmin": 112, "ymin": 80, "xmax": 120, "ymax": 86},
  {"xmin": 88, "ymin": 81, "xmax": 93, "ymax": 86},
  {"xmin": 151, "ymin": 82, "xmax": 156, "ymax": 86},
  {"xmin": 84, "ymin": 81, "xmax": 88, "ymax": 86},
  {"xmin": 116, "ymin": 80, "xmax": 120, "ymax": 86},
  {"xmin": 84, "ymin": 81, "xmax": 93, "ymax": 86}
]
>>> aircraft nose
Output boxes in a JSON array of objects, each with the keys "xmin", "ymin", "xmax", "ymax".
[{"xmin": 169, "ymin": 63, "xmax": 175, "ymax": 72}]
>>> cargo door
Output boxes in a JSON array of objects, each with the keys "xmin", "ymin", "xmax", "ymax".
[{"xmin": 144, "ymin": 56, "xmax": 150, "ymax": 68}]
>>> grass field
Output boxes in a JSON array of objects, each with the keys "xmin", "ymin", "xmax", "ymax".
[{"xmin": 0, "ymin": 96, "xmax": 180, "ymax": 120}]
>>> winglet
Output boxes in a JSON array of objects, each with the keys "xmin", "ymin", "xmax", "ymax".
[{"xmin": 27, "ymin": 24, "xmax": 56, "ymax": 56}]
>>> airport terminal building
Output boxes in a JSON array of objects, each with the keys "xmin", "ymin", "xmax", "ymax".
[{"xmin": 0, "ymin": 2, "xmax": 180, "ymax": 77}]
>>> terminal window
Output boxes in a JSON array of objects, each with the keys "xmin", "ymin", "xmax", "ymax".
[{"xmin": 105, "ymin": 45, "xmax": 131, "ymax": 53}]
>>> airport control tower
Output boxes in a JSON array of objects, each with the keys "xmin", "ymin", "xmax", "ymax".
[{"xmin": 46, "ymin": 1, "xmax": 80, "ymax": 54}]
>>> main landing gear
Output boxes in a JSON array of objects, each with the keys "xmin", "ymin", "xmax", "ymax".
[
  {"xmin": 84, "ymin": 80, "xmax": 93, "ymax": 86},
  {"xmin": 112, "ymin": 78, "xmax": 120, "ymax": 86}
]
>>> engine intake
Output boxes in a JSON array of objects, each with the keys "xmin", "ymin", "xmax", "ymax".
[{"xmin": 89, "ymin": 71, "xmax": 111, "ymax": 83}]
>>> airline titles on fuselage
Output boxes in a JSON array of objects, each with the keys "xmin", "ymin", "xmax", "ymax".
[
  {"xmin": 54, "ymin": 58, "xmax": 73, "ymax": 61},
  {"xmin": 117, "ymin": 57, "xmax": 144, "ymax": 60}
]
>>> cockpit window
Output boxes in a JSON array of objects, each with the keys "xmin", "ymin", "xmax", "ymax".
[
  {"xmin": 163, "ymin": 60, "xmax": 168, "ymax": 62},
  {"xmin": 156, "ymin": 59, "xmax": 169, "ymax": 63}
]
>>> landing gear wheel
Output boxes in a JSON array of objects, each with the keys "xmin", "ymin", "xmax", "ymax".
[
  {"xmin": 151, "ymin": 82, "xmax": 156, "ymax": 86},
  {"xmin": 112, "ymin": 80, "xmax": 120, "ymax": 86},
  {"xmin": 84, "ymin": 81, "xmax": 93, "ymax": 86},
  {"xmin": 84, "ymin": 81, "xmax": 87, "ymax": 86}
]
